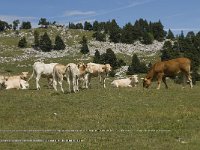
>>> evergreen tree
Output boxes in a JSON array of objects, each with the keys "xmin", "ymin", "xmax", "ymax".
[
  {"xmin": 38, "ymin": 18, "xmax": 49, "ymax": 28},
  {"xmin": 93, "ymin": 49, "xmax": 101, "ymax": 63},
  {"xmin": 142, "ymin": 32, "xmax": 154, "ymax": 44},
  {"xmin": 186, "ymin": 31, "xmax": 195, "ymax": 39},
  {"xmin": 93, "ymin": 31, "xmax": 106, "ymax": 41},
  {"xmin": 20, "ymin": 21, "xmax": 32, "ymax": 29},
  {"xmin": 151, "ymin": 20, "xmax": 166, "ymax": 41},
  {"xmin": 34, "ymin": 30, "xmax": 40, "ymax": 48},
  {"xmin": 166, "ymin": 29, "xmax": 175, "ymax": 40},
  {"xmin": 75, "ymin": 23, "xmax": 83, "ymax": 29},
  {"xmin": 80, "ymin": 36, "xmax": 89, "ymax": 54},
  {"xmin": 13, "ymin": 20, "xmax": 20, "ymax": 30},
  {"xmin": 54, "ymin": 35, "xmax": 66, "ymax": 50},
  {"xmin": 127, "ymin": 54, "xmax": 148, "ymax": 74},
  {"xmin": 121, "ymin": 22, "xmax": 135, "ymax": 44},
  {"xmin": 99, "ymin": 48, "xmax": 119, "ymax": 69},
  {"xmin": 160, "ymin": 41, "xmax": 180, "ymax": 61},
  {"xmin": 68, "ymin": 22, "xmax": 76, "ymax": 29},
  {"xmin": 18, "ymin": 36, "xmax": 27, "ymax": 48},
  {"xmin": 39, "ymin": 32, "xmax": 52, "ymax": 52},
  {"xmin": 0, "ymin": 20, "xmax": 9, "ymax": 31},
  {"xmin": 109, "ymin": 19, "xmax": 121, "ymax": 43},
  {"xmin": 93, "ymin": 21, "xmax": 99, "ymax": 31},
  {"xmin": 84, "ymin": 21, "xmax": 93, "ymax": 30}
]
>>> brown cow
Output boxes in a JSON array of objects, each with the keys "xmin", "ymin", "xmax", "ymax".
[{"xmin": 143, "ymin": 58, "xmax": 193, "ymax": 89}]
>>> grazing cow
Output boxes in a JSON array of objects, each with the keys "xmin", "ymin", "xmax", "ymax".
[
  {"xmin": 66, "ymin": 63, "xmax": 80, "ymax": 93},
  {"xmin": 142, "ymin": 58, "xmax": 193, "ymax": 89},
  {"xmin": 111, "ymin": 75, "xmax": 139, "ymax": 88},
  {"xmin": 4, "ymin": 78, "xmax": 29, "ymax": 90},
  {"xmin": 84, "ymin": 63, "xmax": 112, "ymax": 88},
  {"xmin": 28, "ymin": 62, "xmax": 58, "ymax": 90}
]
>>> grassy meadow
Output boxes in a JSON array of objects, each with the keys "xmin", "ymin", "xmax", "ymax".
[
  {"xmin": 0, "ymin": 66, "xmax": 200, "ymax": 149},
  {"xmin": 0, "ymin": 28, "xmax": 200, "ymax": 149}
]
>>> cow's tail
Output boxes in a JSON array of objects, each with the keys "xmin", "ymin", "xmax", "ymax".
[{"xmin": 27, "ymin": 69, "xmax": 35, "ymax": 82}]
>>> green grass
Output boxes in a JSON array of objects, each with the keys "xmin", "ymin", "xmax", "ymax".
[
  {"xmin": 0, "ymin": 29, "xmax": 200, "ymax": 149},
  {"xmin": 0, "ymin": 72, "xmax": 200, "ymax": 149}
]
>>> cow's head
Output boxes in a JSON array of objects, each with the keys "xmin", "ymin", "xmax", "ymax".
[
  {"xmin": 20, "ymin": 72, "xmax": 29, "ymax": 80},
  {"xmin": 142, "ymin": 77, "xmax": 151, "ymax": 88},
  {"xmin": 105, "ymin": 64, "xmax": 112, "ymax": 73},
  {"xmin": 130, "ymin": 75, "xmax": 139, "ymax": 84}
]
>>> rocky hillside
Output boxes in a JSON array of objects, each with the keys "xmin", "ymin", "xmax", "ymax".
[{"xmin": 0, "ymin": 27, "xmax": 165, "ymax": 63}]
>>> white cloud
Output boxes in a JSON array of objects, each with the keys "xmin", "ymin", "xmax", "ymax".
[
  {"xmin": 64, "ymin": 10, "xmax": 96, "ymax": 17},
  {"xmin": 0, "ymin": 15, "xmax": 37, "ymax": 23},
  {"xmin": 169, "ymin": 28, "xmax": 200, "ymax": 31},
  {"xmin": 87, "ymin": 0, "xmax": 155, "ymax": 18}
]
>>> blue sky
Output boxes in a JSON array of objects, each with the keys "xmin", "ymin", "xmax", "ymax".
[{"xmin": 0, "ymin": 0, "xmax": 200, "ymax": 35}]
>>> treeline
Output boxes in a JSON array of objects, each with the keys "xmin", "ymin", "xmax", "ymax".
[
  {"xmin": 69, "ymin": 19, "xmax": 167, "ymax": 44},
  {"xmin": 18, "ymin": 31, "xmax": 66, "ymax": 52}
]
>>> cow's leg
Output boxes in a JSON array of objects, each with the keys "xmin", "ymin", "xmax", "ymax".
[
  {"xmin": 157, "ymin": 73, "xmax": 163, "ymax": 90},
  {"xmin": 59, "ymin": 75, "xmax": 64, "ymax": 93},
  {"xmin": 162, "ymin": 76, "xmax": 168, "ymax": 89},
  {"xmin": 36, "ymin": 74, "xmax": 41, "ymax": 90},
  {"xmin": 47, "ymin": 77, "xmax": 53, "ymax": 88},
  {"xmin": 103, "ymin": 77, "xmax": 106, "ymax": 88},
  {"xmin": 76, "ymin": 76, "xmax": 79, "ymax": 91},
  {"xmin": 53, "ymin": 79, "xmax": 58, "ymax": 91},
  {"xmin": 67, "ymin": 77, "xmax": 71, "ymax": 92},
  {"xmin": 72, "ymin": 77, "xmax": 76, "ymax": 93},
  {"xmin": 185, "ymin": 73, "xmax": 193, "ymax": 88}
]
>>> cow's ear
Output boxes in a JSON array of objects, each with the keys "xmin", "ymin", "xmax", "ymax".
[{"xmin": 140, "ymin": 77, "xmax": 144, "ymax": 80}]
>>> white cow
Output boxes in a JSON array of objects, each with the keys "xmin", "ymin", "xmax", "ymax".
[
  {"xmin": 84, "ymin": 63, "xmax": 112, "ymax": 88},
  {"xmin": 66, "ymin": 63, "xmax": 81, "ymax": 93},
  {"xmin": 0, "ymin": 72, "xmax": 29, "ymax": 89},
  {"xmin": 4, "ymin": 78, "xmax": 29, "ymax": 90},
  {"xmin": 53, "ymin": 62, "xmax": 89, "ymax": 93},
  {"xmin": 52, "ymin": 64, "xmax": 67, "ymax": 93},
  {"xmin": 28, "ymin": 62, "xmax": 58, "ymax": 90},
  {"xmin": 5, "ymin": 72, "xmax": 29, "ymax": 81},
  {"xmin": 111, "ymin": 75, "xmax": 139, "ymax": 88}
]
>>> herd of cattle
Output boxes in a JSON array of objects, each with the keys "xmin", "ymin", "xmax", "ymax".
[
  {"xmin": 0, "ymin": 57, "xmax": 194, "ymax": 92},
  {"xmin": 0, "ymin": 62, "xmax": 139, "ymax": 92}
]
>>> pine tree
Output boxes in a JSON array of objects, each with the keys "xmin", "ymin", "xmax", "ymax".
[
  {"xmin": 54, "ymin": 35, "xmax": 66, "ymax": 50},
  {"xmin": 166, "ymin": 29, "xmax": 175, "ymax": 40},
  {"xmin": 151, "ymin": 20, "xmax": 166, "ymax": 41},
  {"xmin": 93, "ymin": 21, "xmax": 99, "ymax": 31},
  {"xmin": 160, "ymin": 41, "xmax": 180, "ymax": 61},
  {"xmin": 39, "ymin": 32, "xmax": 52, "ymax": 52},
  {"xmin": 38, "ymin": 18, "xmax": 49, "ymax": 28},
  {"xmin": 108, "ymin": 19, "xmax": 121, "ymax": 43},
  {"xmin": 93, "ymin": 49, "xmax": 101, "ymax": 63},
  {"xmin": 127, "ymin": 54, "xmax": 148, "ymax": 74},
  {"xmin": 18, "ymin": 36, "xmax": 27, "ymax": 48},
  {"xmin": 142, "ymin": 32, "xmax": 154, "ymax": 44},
  {"xmin": 13, "ymin": 20, "xmax": 20, "ymax": 30},
  {"xmin": 84, "ymin": 21, "xmax": 93, "ymax": 30},
  {"xmin": 121, "ymin": 22, "xmax": 135, "ymax": 44},
  {"xmin": 93, "ymin": 31, "xmax": 106, "ymax": 42},
  {"xmin": 80, "ymin": 36, "xmax": 89, "ymax": 55},
  {"xmin": 20, "ymin": 21, "xmax": 32, "ymax": 29},
  {"xmin": 34, "ymin": 30, "xmax": 39, "ymax": 48}
]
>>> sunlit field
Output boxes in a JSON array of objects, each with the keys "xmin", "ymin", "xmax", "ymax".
[{"xmin": 0, "ymin": 72, "xmax": 200, "ymax": 149}]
